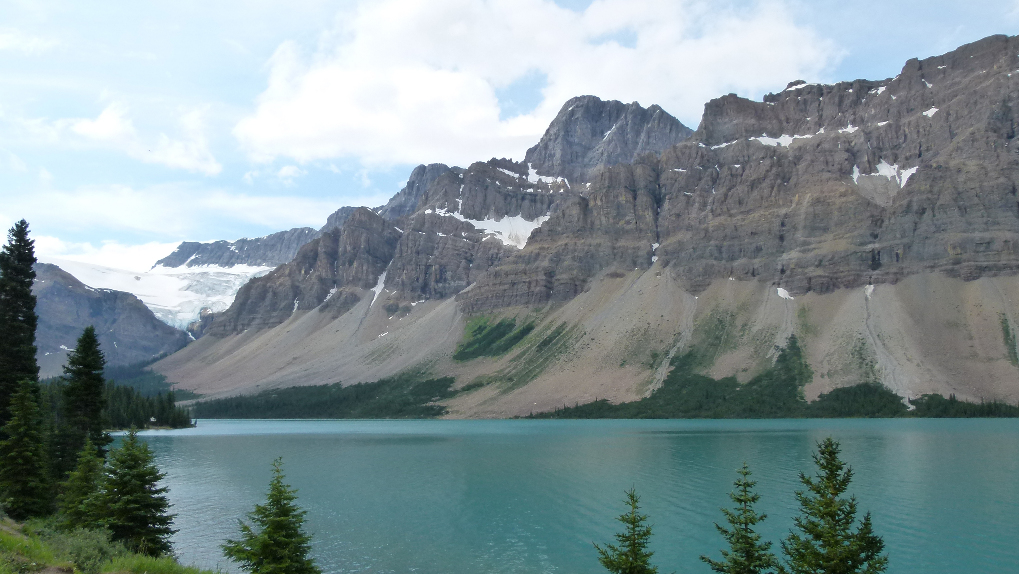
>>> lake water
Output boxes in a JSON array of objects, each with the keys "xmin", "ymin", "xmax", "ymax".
[{"xmin": 138, "ymin": 419, "xmax": 1019, "ymax": 574}]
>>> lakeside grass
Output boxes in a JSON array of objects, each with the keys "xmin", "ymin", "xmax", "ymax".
[{"xmin": 0, "ymin": 518, "xmax": 215, "ymax": 574}]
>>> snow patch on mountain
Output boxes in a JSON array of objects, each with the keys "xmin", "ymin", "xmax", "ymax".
[
  {"xmin": 853, "ymin": 161, "xmax": 917, "ymax": 189},
  {"xmin": 42, "ymin": 257, "xmax": 272, "ymax": 329},
  {"xmin": 425, "ymin": 207, "xmax": 549, "ymax": 249}
]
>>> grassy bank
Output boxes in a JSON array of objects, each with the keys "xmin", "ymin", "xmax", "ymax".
[{"xmin": 0, "ymin": 518, "xmax": 212, "ymax": 574}]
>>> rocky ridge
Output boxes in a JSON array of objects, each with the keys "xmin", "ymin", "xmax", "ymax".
[{"xmin": 155, "ymin": 227, "xmax": 320, "ymax": 269}]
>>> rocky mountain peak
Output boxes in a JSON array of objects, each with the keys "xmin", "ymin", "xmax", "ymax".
[
  {"xmin": 156, "ymin": 227, "xmax": 320, "ymax": 269},
  {"xmin": 523, "ymin": 95, "xmax": 693, "ymax": 183},
  {"xmin": 376, "ymin": 163, "xmax": 454, "ymax": 220}
]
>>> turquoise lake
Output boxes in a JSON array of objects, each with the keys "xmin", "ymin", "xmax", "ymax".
[{"xmin": 138, "ymin": 419, "xmax": 1019, "ymax": 573}]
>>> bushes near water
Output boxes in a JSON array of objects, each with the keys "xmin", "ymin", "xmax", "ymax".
[
  {"xmin": 909, "ymin": 393, "xmax": 1019, "ymax": 417},
  {"xmin": 39, "ymin": 379, "xmax": 193, "ymax": 431},
  {"xmin": 192, "ymin": 374, "xmax": 459, "ymax": 419}
]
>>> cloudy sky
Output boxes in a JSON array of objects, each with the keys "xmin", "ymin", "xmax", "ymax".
[{"xmin": 1, "ymin": 0, "xmax": 1015, "ymax": 270}]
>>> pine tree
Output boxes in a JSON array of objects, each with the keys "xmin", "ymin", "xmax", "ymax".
[
  {"xmin": 593, "ymin": 488, "xmax": 658, "ymax": 574},
  {"xmin": 0, "ymin": 219, "xmax": 39, "ymax": 426},
  {"xmin": 701, "ymin": 463, "xmax": 778, "ymax": 574},
  {"xmin": 780, "ymin": 438, "xmax": 888, "ymax": 574},
  {"xmin": 98, "ymin": 429, "xmax": 176, "ymax": 556},
  {"xmin": 222, "ymin": 458, "xmax": 321, "ymax": 574},
  {"xmin": 0, "ymin": 379, "xmax": 51, "ymax": 519},
  {"xmin": 56, "ymin": 326, "xmax": 111, "ymax": 475},
  {"xmin": 57, "ymin": 438, "xmax": 105, "ymax": 530}
]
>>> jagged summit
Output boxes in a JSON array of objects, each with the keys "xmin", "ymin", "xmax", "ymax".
[
  {"xmin": 524, "ymin": 95, "xmax": 693, "ymax": 182},
  {"xmin": 376, "ymin": 163, "xmax": 454, "ymax": 220}
]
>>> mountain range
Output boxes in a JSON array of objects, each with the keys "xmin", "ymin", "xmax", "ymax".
[{"xmin": 44, "ymin": 34, "xmax": 1019, "ymax": 415}]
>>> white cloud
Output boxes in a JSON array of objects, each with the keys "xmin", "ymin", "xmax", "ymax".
[
  {"xmin": 276, "ymin": 164, "xmax": 306, "ymax": 185},
  {"xmin": 4, "ymin": 150, "xmax": 28, "ymax": 172},
  {"xmin": 0, "ymin": 29, "xmax": 58, "ymax": 54},
  {"xmin": 3, "ymin": 183, "xmax": 384, "ymax": 242},
  {"xmin": 70, "ymin": 104, "xmax": 223, "ymax": 176},
  {"xmin": 235, "ymin": 0, "xmax": 838, "ymax": 167},
  {"xmin": 34, "ymin": 236, "xmax": 180, "ymax": 273}
]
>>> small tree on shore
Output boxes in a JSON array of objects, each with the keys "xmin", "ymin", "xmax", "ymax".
[
  {"xmin": 222, "ymin": 457, "xmax": 320, "ymax": 574},
  {"xmin": 0, "ymin": 379, "xmax": 51, "ymax": 519},
  {"xmin": 594, "ymin": 487, "xmax": 658, "ymax": 574},
  {"xmin": 780, "ymin": 438, "xmax": 887, "ymax": 574},
  {"xmin": 702, "ymin": 463, "xmax": 778, "ymax": 574},
  {"xmin": 57, "ymin": 438, "xmax": 105, "ymax": 529},
  {"xmin": 98, "ymin": 429, "xmax": 176, "ymax": 556}
]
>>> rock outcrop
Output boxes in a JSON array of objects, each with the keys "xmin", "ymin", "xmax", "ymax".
[
  {"xmin": 524, "ymin": 95, "xmax": 693, "ymax": 182},
  {"xmin": 34, "ymin": 263, "xmax": 190, "ymax": 378},
  {"xmin": 377, "ymin": 163, "xmax": 454, "ymax": 220},
  {"xmin": 208, "ymin": 208, "xmax": 402, "ymax": 334}
]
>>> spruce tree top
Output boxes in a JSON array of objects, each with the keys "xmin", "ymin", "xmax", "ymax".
[
  {"xmin": 594, "ymin": 487, "xmax": 658, "ymax": 574},
  {"xmin": 59, "ymin": 325, "xmax": 112, "ymax": 462},
  {"xmin": 0, "ymin": 220, "xmax": 37, "ymax": 289},
  {"xmin": 781, "ymin": 438, "xmax": 888, "ymax": 574},
  {"xmin": 702, "ymin": 463, "xmax": 778, "ymax": 574},
  {"xmin": 0, "ymin": 219, "xmax": 39, "ymax": 424}
]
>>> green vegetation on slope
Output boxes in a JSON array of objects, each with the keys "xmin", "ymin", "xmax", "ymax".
[
  {"xmin": 532, "ymin": 335, "xmax": 814, "ymax": 419},
  {"xmin": 192, "ymin": 373, "xmax": 460, "ymax": 419},
  {"xmin": 530, "ymin": 335, "xmax": 1019, "ymax": 419},
  {"xmin": 1001, "ymin": 314, "xmax": 1019, "ymax": 367},
  {"xmin": 453, "ymin": 316, "xmax": 535, "ymax": 361},
  {"xmin": 104, "ymin": 359, "xmax": 200, "ymax": 400}
]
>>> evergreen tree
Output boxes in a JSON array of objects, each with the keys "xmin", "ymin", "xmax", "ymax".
[
  {"xmin": 98, "ymin": 429, "xmax": 176, "ymax": 556},
  {"xmin": 0, "ymin": 379, "xmax": 51, "ymax": 519},
  {"xmin": 56, "ymin": 326, "xmax": 112, "ymax": 475},
  {"xmin": 701, "ymin": 463, "xmax": 778, "ymax": 574},
  {"xmin": 593, "ymin": 488, "xmax": 658, "ymax": 574},
  {"xmin": 57, "ymin": 438, "xmax": 105, "ymax": 530},
  {"xmin": 0, "ymin": 219, "xmax": 39, "ymax": 426},
  {"xmin": 780, "ymin": 438, "xmax": 888, "ymax": 574},
  {"xmin": 222, "ymin": 458, "xmax": 320, "ymax": 574}
]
